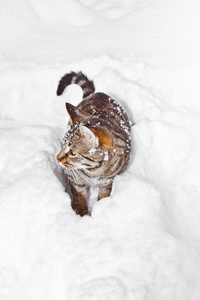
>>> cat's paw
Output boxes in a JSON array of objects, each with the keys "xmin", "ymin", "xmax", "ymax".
[{"xmin": 72, "ymin": 205, "xmax": 88, "ymax": 217}]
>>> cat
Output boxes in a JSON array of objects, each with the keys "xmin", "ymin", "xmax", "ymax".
[{"xmin": 56, "ymin": 71, "xmax": 131, "ymax": 216}]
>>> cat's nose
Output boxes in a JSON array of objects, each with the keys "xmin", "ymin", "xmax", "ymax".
[{"xmin": 56, "ymin": 154, "xmax": 61, "ymax": 162}]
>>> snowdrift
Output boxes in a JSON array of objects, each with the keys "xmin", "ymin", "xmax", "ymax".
[{"xmin": 1, "ymin": 0, "xmax": 200, "ymax": 299}]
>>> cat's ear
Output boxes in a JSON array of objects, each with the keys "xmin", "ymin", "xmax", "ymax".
[
  {"xmin": 80, "ymin": 125, "xmax": 99, "ymax": 148},
  {"xmin": 66, "ymin": 103, "xmax": 88, "ymax": 125},
  {"xmin": 81, "ymin": 125, "xmax": 113, "ymax": 149}
]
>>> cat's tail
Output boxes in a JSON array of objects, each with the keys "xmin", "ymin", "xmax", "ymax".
[{"xmin": 56, "ymin": 71, "xmax": 95, "ymax": 98}]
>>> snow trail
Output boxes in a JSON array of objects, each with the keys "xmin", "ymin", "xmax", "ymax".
[
  {"xmin": 1, "ymin": 58, "xmax": 200, "ymax": 299},
  {"xmin": 1, "ymin": 0, "xmax": 200, "ymax": 299}
]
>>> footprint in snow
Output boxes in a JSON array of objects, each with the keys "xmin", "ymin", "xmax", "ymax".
[
  {"xmin": 0, "ymin": 263, "xmax": 19, "ymax": 295},
  {"xmin": 78, "ymin": 0, "xmax": 133, "ymax": 19},
  {"xmin": 78, "ymin": 277, "xmax": 127, "ymax": 300}
]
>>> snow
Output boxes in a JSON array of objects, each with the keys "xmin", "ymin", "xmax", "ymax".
[{"xmin": 1, "ymin": 0, "xmax": 200, "ymax": 299}]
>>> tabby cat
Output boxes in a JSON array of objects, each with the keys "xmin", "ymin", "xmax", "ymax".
[{"xmin": 56, "ymin": 71, "xmax": 131, "ymax": 216}]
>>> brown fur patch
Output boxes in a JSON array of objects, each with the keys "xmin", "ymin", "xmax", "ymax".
[{"xmin": 89, "ymin": 126, "xmax": 113, "ymax": 149}]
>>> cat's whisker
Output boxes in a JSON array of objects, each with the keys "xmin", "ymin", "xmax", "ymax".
[{"xmin": 71, "ymin": 169, "xmax": 78, "ymax": 185}]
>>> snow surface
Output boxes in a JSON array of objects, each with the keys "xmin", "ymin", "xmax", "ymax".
[{"xmin": 1, "ymin": 0, "xmax": 200, "ymax": 299}]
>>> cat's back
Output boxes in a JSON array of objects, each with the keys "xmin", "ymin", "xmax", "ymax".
[
  {"xmin": 78, "ymin": 92, "xmax": 131, "ymax": 169},
  {"xmin": 78, "ymin": 92, "xmax": 130, "ymax": 133}
]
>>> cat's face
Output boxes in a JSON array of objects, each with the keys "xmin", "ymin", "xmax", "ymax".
[
  {"xmin": 57, "ymin": 103, "xmax": 113, "ymax": 170},
  {"xmin": 57, "ymin": 124, "xmax": 106, "ymax": 170}
]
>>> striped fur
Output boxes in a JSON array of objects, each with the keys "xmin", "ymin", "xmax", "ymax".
[
  {"xmin": 57, "ymin": 72, "xmax": 131, "ymax": 216},
  {"xmin": 57, "ymin": 71, "xmax": 95, "ymax": 98}
]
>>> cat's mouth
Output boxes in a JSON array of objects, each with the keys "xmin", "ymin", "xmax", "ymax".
[
  {"xmin": 63, "ymin": 162, "xmax": 73, "ymax": 169},
  {"xmin": 57, "ymin": 159, "xmax": 72, "ymax": 169}
]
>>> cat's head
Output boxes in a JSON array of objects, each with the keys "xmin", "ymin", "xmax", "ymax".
[{"xmin": 56, "ymin": 103, "xmax": 113, "ymax": 170}]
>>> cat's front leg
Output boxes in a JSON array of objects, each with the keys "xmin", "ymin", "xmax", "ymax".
[
  {"xmin": 70, "ymin": 183, "xmax": 88, "ymax": 216},
  {"xmin": 98, "ymin": 181, "xmax": 113, "ymax": 201}
]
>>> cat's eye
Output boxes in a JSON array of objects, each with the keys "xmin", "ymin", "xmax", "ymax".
[{"xmin": 65, "ymin": 149, "xmax": 76, "ymax": 157}]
